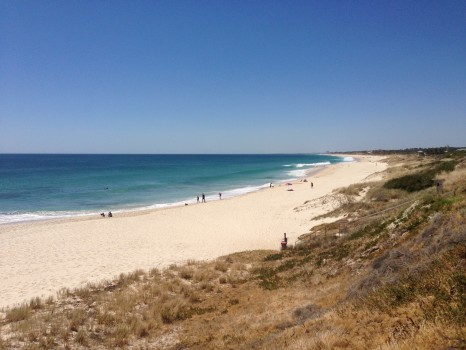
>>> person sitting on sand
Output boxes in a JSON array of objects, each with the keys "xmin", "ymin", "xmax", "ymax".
[
  {"xmin": 108, "ymin": 211, "xmax": 113, "ymax": 217},
  {"xmin": 100, "ymin": 213, "xmax": 105, "ymax": 217}
]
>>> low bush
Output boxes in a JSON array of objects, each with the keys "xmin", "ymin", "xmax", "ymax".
[
  {"xmin": 264, "ymin": 253, "xmax": 284, "ymax": 261},
  {"xmin": 384, "ymin": 160, "xmax": 457, "ymax": 192},
  {"xmin": 366, "ymin": 246, "xmax": 466, "ymax": 326},
  {"xmin": 384, "ymin": 172, "xmax": 435, "ymax": 192},
  {"xmin": 178, "ymin": 267, "xmax": 194, "ymax": 280},
  {"xmin": 214, "ymin": 260, "xmax": 229, "ymax": 272},
  {"xmin": 160, "ymin": 299, "xmax": 189, "ymax": 323}
]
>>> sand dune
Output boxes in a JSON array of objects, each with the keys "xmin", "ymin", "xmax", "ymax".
[{"xmin": 0, "ymin": 155, "xmax": 386, "ymax": 309}]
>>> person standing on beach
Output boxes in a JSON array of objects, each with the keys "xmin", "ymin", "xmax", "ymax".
[
  {"xmin": 219, "ymin": 192, "xmax": 222, "ymax": 200},
  {"xmin": 311, "ymin": 182, "xmax": 314, "ymax": 189},
  {"xmin": 202, "ymin": 193, "xmax": 206, "ymax": 203},
  {"xmin": 197, "ymin": 195, "xmax": 199, "ymax": 203}
]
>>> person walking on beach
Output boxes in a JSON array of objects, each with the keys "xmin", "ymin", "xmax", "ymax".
[
  {"xmin": 219, "ymin": 192, "xmax": 222, "ymax": 200},
  {"xmin": 197, "ymin": 195, "xmax": 199, "ymax": 203},
  {"xmin": 311, "ymin": 182, "xmax": 314, "ymax": 189},
  {"xmin": 202, "ymin": 193, "xmax": 206, "ymax": 203}
]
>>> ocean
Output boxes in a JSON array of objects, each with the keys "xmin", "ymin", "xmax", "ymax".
[{"xmin": 0, "ymin": 154, "xmax": 352, "ymax": 224}]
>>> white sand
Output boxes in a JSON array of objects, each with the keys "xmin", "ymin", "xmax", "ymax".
[{"xmin": 0, "ymin": 155, "xmax": 386, "ymax": 309}]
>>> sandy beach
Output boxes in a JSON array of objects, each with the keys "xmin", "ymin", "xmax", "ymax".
[{"xmin": 0, "ymin": 155, "xmax": 386, "ymax": 309}]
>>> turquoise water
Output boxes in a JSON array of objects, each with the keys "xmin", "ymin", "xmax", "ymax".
[{"xmin": 0, "ymin": 154, "xmax": 351, "ymax": 223}]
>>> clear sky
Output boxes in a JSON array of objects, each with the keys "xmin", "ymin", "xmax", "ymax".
[{"xmin": 1, "ymin": 1, "xmax": 465, "ymax": 153}]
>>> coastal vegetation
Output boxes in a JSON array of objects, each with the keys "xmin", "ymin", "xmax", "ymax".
[
  {"xmin": 0, "ymin": 153, "xmax": 465, "ymax": 349},
  {"xmin": 383, "ymin": 159, "xmax": 457, "ymax": 192}
]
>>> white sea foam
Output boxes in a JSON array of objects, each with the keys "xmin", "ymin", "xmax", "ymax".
[
  {"xmin": 221, "ymin": 183, "xmax": 270, "ymax": 199},
  {"xmin": 296, "ymin": 162, "xmax": 331, "ymax": 168},
  {"xmin": 343, "ymin": 156, "xmax": 355, "ymax": 162},
  {"xmin": 283, "ymin": 164, "xmax": 292, "ymax": 167},
  {"xmin": 52, "ymin": 183, "xmax": 271, "ymax": 220},
  {"xmin": 285, "ymin": 161, "xmax": 332, "ymax": 178},
  {"xmin": 0, "ymin": 211, "xmax": 92, "ymax": 225},
  {"xmin": 287, "ymin": 169, "xmax": 308, "ymax": 177}
]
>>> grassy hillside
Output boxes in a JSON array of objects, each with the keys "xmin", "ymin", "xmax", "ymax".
[{"xmin": 1, "ymin": 153, "xmax": 465, "ymax": 349}]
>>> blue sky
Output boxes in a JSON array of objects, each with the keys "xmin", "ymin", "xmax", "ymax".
[{"xmin": 1, "ymin": 1, "xmax": 465, "ymax": 153}]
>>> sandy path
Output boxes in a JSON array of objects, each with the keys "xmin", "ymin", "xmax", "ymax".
[{"xmin": 0, "ymin": 155, "xmax": 386, "ymax": 309}]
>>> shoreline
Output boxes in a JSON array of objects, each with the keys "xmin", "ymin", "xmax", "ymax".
[
  {"xmin": 0, "ymin": 155, "xmax": 387, "ymax": 309},
  {"xmin": 0, "ymin": 165, "xmax": 326, "ymax": 230},
  {"xmin": 0, "ymin": 157, "xmax": 345, "ymax": 226},
  {"xmin": 0, "ymin": 162, "xmax": 330, "ymax": 229}
]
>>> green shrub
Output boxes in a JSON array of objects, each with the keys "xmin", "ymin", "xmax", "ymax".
[
  {"xmin": 434, "ymin": 160, "xmax": 457, "ymax": 173},
  {"xmin": 384, "ymin": 172, "xmax": 435, "ymax": 192},
  {"xmin": 349, "ymin": 220, "xmax": 387, "ymax": 240},
  {"xmin": 254, "ymin": 267, "xmax": 282, "ymax": 290},
  {"xmin": 384, "ymin": 160, "xmax": 457, "ymax": 192},
  {"xmin": 258, "ymin": 275, "xmax": 281, "ymax": 290},
  {"xmin": 264, "ymin": 253, "xmax": 283, "ymax": 261},
  {"xmin": 367, "ymin": 246, "xmax": 466, "ymax": 326},
  {"xmin": 422, "ymin": 194, "xmax": 456, "ymax": 213},
  {"xmin": 275, "ymin": 259, "xmax": 297, "ymax": 272}
]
